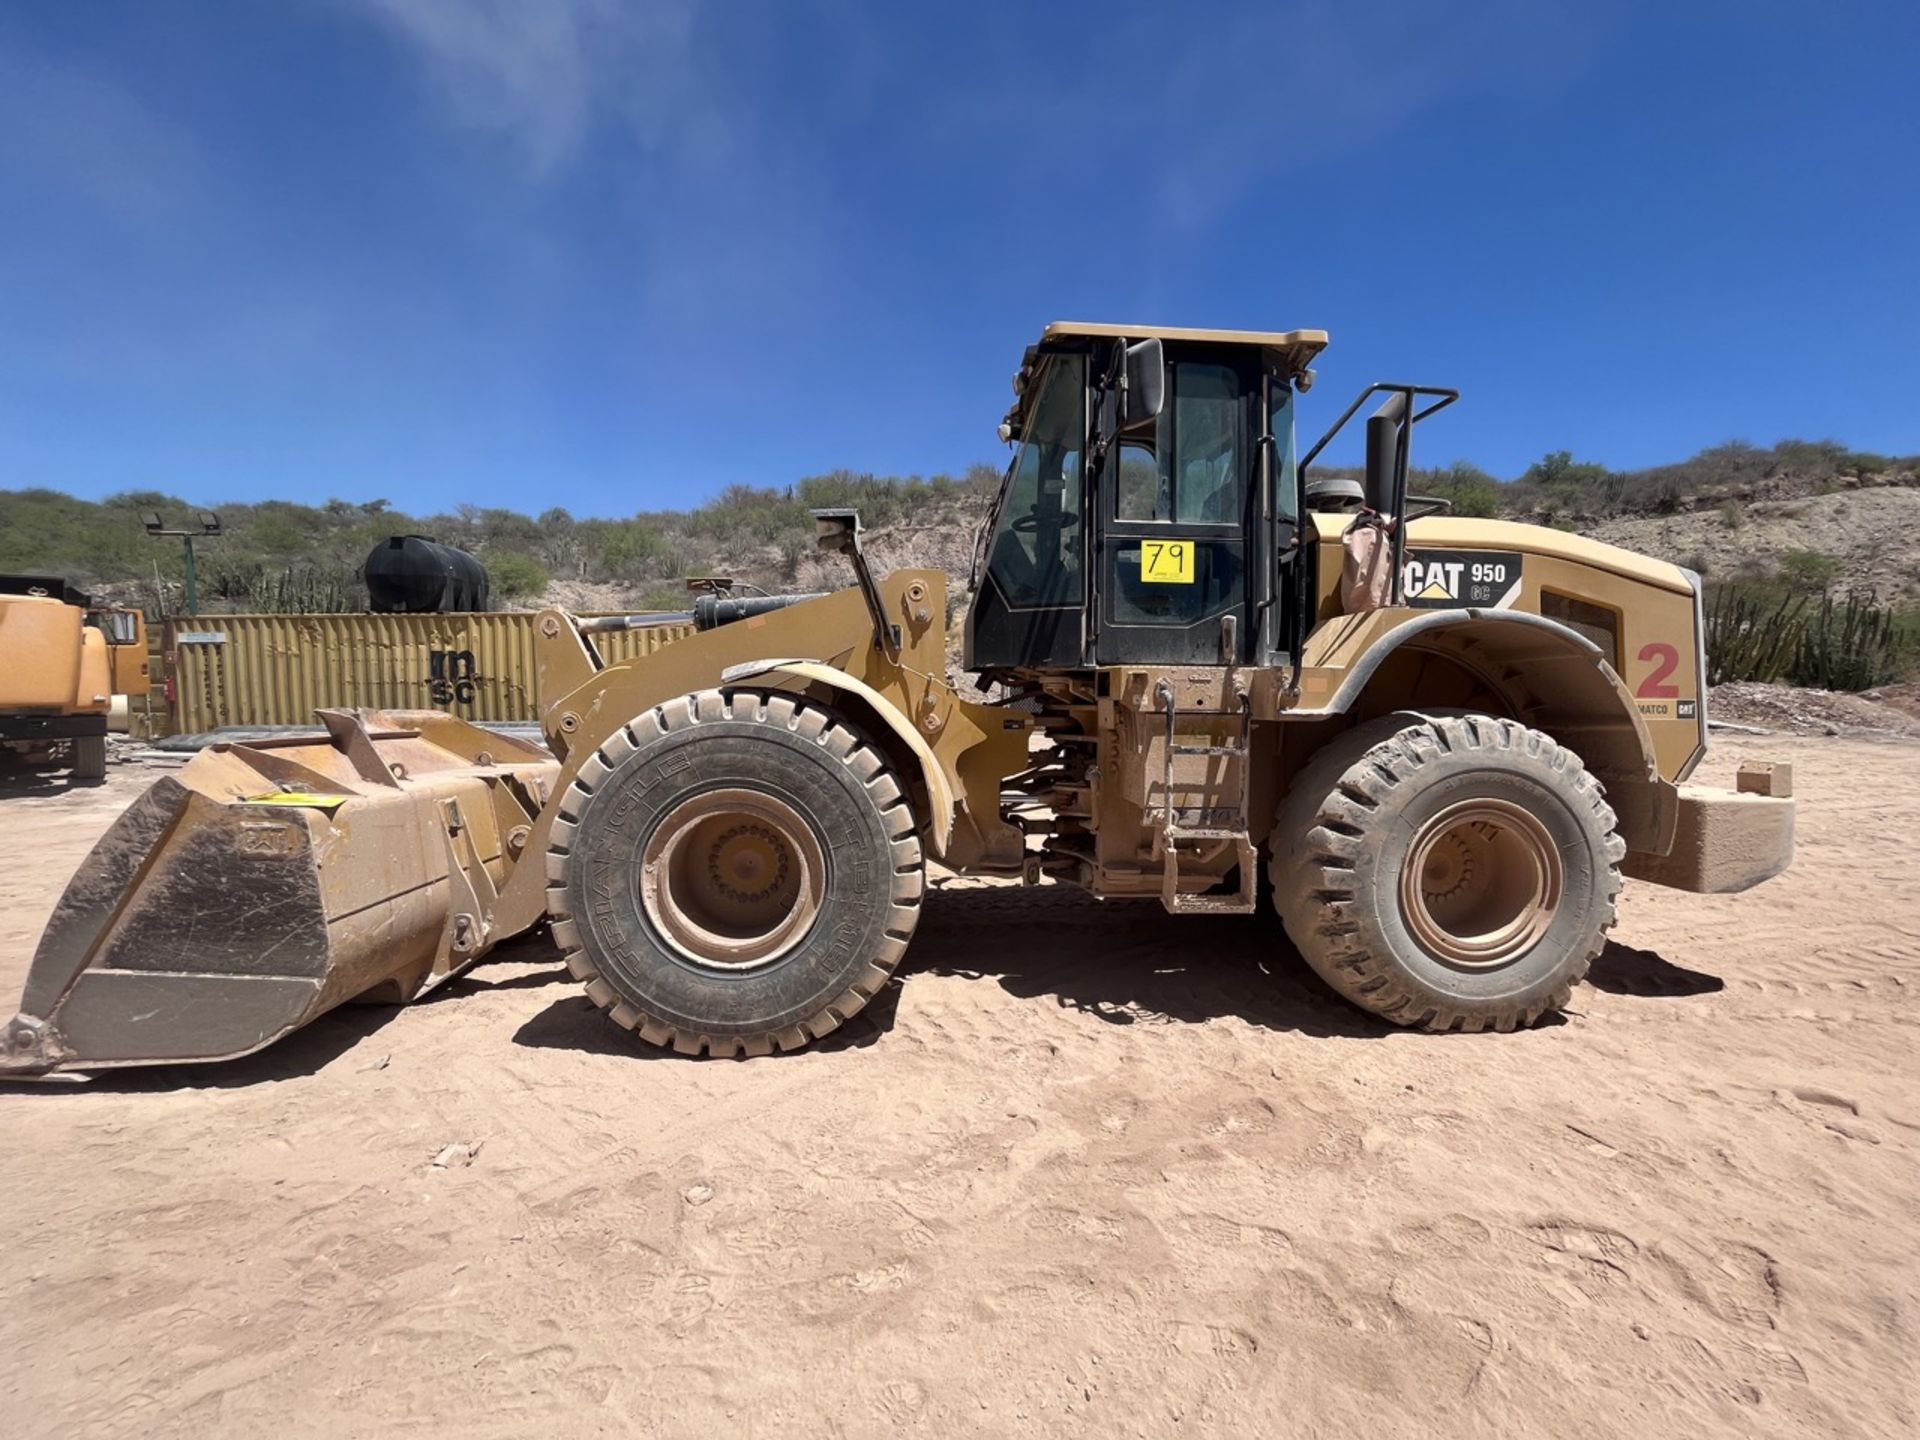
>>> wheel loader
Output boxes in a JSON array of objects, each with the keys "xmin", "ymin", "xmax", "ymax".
[
  {"xmin": 0, "ymin": 574, "xmax": 149, "ymax": 783},
  {"xmin": 0, "ymin": 323, "xmax": 1796, "ymax": 1075}
]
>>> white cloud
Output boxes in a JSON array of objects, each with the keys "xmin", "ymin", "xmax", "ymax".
[
  {"xmin": 340, "ymin": 0, "xmax": 855, "ymax": 342},
  {"xmin": 346, "ymin": 0, "xmax": 703, "ymax": 176}
]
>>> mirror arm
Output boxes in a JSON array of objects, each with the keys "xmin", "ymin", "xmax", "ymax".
[
  {"xmin": 1089, "ymin": 339, "xmax": 1125, "ymax": 468},
  {"xmin": 810, "ymin": 509, "xmax": 899, "ymax": 656}
]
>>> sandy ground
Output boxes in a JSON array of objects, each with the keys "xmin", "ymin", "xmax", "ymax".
[{"xmin": 0, "ymin": 736, "xmax": 1916, "ymax": 1439}]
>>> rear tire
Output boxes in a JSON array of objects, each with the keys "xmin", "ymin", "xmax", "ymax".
[
  {"xmin": 545, "ymin": 689, "xmax": 923, "ymax": 1057},
  {"xmin": 1272, "ymin": 711, "xmax": 1623, "ymax": 1032},
  {"xmin": 71, "ymin": 735, "xmax": 107, "ymax": 783}
]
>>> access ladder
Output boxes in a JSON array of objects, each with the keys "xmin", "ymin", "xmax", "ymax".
[{"xmin": 1154, "ymin": 680, "xmax": 1258, "ymax": 915}]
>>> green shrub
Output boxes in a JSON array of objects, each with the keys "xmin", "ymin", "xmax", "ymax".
[
  {"xmin": 1413, "ymin": 461, "xmax": 1502, "ymax": 518},
  {"xmin": 587, "ymin": 519, "xmax": 672, "ymax": 581},
  {"xmin": 1505, "ymin": 450, "xmax": 1616, "ymax": 518},
  {"xmin": 1520, "ymin": 450, "xmax": 1611, "ymax": 492},
  {"xmin": 488, "ymin": 552, "xmax": 550, "ymax": 601},
  {"xmin": 1503, "ymin": 438, "xmax": 1919, "ymax": 522},
  {"xmin": 1775, "ymin": 548, "xmax": 1839, "ymax": 593}
]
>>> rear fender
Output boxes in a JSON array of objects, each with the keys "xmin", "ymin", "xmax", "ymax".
[{"xmin": 1301, "ymin": 609, "xmax": 1677, "ymax": 854}]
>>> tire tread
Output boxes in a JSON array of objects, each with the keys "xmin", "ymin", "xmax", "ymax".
[
  {"xmin": 544, "ymin": 687, "xmax": 924, "ymax": 1058},
  {"xmin": 1272, "ymin": 711, "xmax": 1624, "ymax": 1033}
]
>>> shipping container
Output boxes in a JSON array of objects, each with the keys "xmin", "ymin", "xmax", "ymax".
[{"xmin": 165, "ymin": 612, "xmax": 693, "ymax": 735}]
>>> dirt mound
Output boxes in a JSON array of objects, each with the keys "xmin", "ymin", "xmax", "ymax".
[
  {"xmin": 1862, "ymin": 682, "xmax": 1920, "ymax": 723},
  {"xmin": 533, "ymin": 502, "xmax": 994, "ymax": 618},
  {"xmin": 789, "ymin": 516, "xmax": 986, "ymax": 600},
  {"xmin": 1711, "ymin": 681, "xmax": 1920, "ymax": 737},
  {"xmin": 1589, "ymin": 483, "xmax": 1920, "ymax": 600}
]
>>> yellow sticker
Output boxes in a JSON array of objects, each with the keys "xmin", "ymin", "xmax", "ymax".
[
  {"xmin": 1140, "ymin": 538, "xmax": 1197, "ymax": 584},
  {"xmin": 241, "ymin": 791, "xmax": 350, "ymax": 813}
]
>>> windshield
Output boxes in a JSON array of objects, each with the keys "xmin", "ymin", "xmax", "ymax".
[{"xmin": 982, "ymin": 353, "xmax": 1086, "ymax": 610}]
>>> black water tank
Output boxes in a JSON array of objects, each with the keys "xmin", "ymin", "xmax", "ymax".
[{"xmin": 364, "ymin": 537, "xmax": 490, "ymax": 613}]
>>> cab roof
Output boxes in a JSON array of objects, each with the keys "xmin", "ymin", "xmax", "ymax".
[
  {"xmin": 1038, "ymin": 320, "xmax": 1329, "ymax": 367},
  {"xmin": 1003, "ymin": 322, "xmax": 1329, "ymax": 441},
  {"xmin": 0, "ymin": 573, "xmax": 93, "ymax": 608}
]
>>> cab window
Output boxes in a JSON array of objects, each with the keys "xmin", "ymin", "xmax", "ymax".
[
  {"xmin": 87, "ymin": 610, "xmax": 141, "ymax": 644},
  {"xmin": 1111, "ymin": 361, "xmax": 1244, "ymax": 524},
  {"xmin": 985, "ymin": 354, "xmax": 1085, "ymax": 610},
  {"xmin": 1268, "ymin": 373, "xmax": 1298, "ymax": 528}
]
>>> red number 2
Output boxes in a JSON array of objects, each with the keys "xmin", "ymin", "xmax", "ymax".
[{"xmin": 1636, "ymin": 642, "xmax": 1681, "ymax": 698}]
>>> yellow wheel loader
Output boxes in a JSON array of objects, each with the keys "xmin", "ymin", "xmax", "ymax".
[
  {"xmin": 1, "ymin": 323, "xmax": 1796, "ymax": 1075},
  {"xmin": 0, "ymin": 575, "xmax": 149, "ymax": 784}
]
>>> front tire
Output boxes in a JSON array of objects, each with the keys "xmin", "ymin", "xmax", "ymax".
[
  {"xmin": 70, "ymin": 735, "xmax": 107, "ymax": 782},
  {"xmin": 1272, "ymin": 712, "xmax": 1624, "ymax": 1032},
  {"xmin": 545, "ymin": 690, "xmax": 923, "ymax": 1057}
]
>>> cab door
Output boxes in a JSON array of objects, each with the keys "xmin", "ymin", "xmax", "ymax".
[
  {"xmin": 965, "ymin": 350, "xmax": 1090, "ymax": 670},
  {"xmin": 100, "ymin": 610, "xmax": 150, "ymax": 697},
  {"xmin": 1094, "ymin": 351, "xmax": 1258, "ymax": 665}
]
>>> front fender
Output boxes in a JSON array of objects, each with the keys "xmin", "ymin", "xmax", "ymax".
[{"xmin": 720, "ymin": 659, "xmax": 958, "ymax": 855}]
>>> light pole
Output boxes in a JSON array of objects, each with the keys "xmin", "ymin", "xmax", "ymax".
[{"xmin": 141, "ymin": 511, "xmax": 222, "ymax": 615}]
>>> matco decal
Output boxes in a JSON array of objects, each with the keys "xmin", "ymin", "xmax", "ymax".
[{"xmin": 1401, "ymin": 550, "xmax": 1523, "ymax": 610}]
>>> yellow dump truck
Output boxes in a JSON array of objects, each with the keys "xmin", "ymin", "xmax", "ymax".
[{"xmin": 0, "ymin": 575, "xmax": 149, "ymax": 781}]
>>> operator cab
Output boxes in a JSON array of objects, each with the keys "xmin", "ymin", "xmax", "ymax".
[{"xmin": 966, "ymin": 322, "xmax": 1328, "ymax": 674}]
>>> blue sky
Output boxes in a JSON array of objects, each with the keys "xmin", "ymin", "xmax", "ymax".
[{"xmin": 2, "ymin": 1, "xmax": 1916, "ymax": 517}]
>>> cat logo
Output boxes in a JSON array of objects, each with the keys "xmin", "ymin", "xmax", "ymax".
[
  {"xmin": 1407, "ymin": 560, "xmax": 1466, "ymax": 601},
  {"xmin": 1401, "ymin": 549, "xmax": 1524, "ymax": 610}
]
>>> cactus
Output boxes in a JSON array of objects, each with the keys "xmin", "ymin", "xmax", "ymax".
[
  {"xmin": 1707, "ymin": 583, "xmax": 1910, "ymax": 690},
  {"xmin": 1787, "ymin": 590, "xmax": 1903, "ymax": 691},
  {"xmin": 1705, "ymin": 586, "xmax": 1807, "ymax": 686}
]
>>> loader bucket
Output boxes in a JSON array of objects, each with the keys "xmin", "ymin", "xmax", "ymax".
[{"xmin": 1, "ymin": 710, "xmax": 558, "ymax": 1077}]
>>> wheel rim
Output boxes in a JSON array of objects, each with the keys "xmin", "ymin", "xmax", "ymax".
[
  {"xmin": 1400, "ymin": 798, "xmax": 1563, "ymax": 970},
  {"xmin": 639, "ymin": 788, "xmax": 826, "ymax": 971}
]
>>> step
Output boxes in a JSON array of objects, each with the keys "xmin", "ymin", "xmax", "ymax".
[
  {"xmin": 1165, "ymin": 893, "xmax": 1259, "ymax": 915},
  {"xmin": 1166, "ymin": 825, "xmax": 1249, "ymax": 841},
  {"xmin": 1170, "ymin": 743, "xmax": 1246, "ymax": 757}
]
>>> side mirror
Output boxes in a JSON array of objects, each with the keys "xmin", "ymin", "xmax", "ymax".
[
  {"xmin": 811, "ymin": 508, "xmax": 863, "ymax": 556},
  {"xmin": 1120, "ymin": 338, "xmax": 1164, "ymax": 426},
  {"xmin": 1363, "ymin": 392, "xmax": 1408, "ymax": 515}
]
